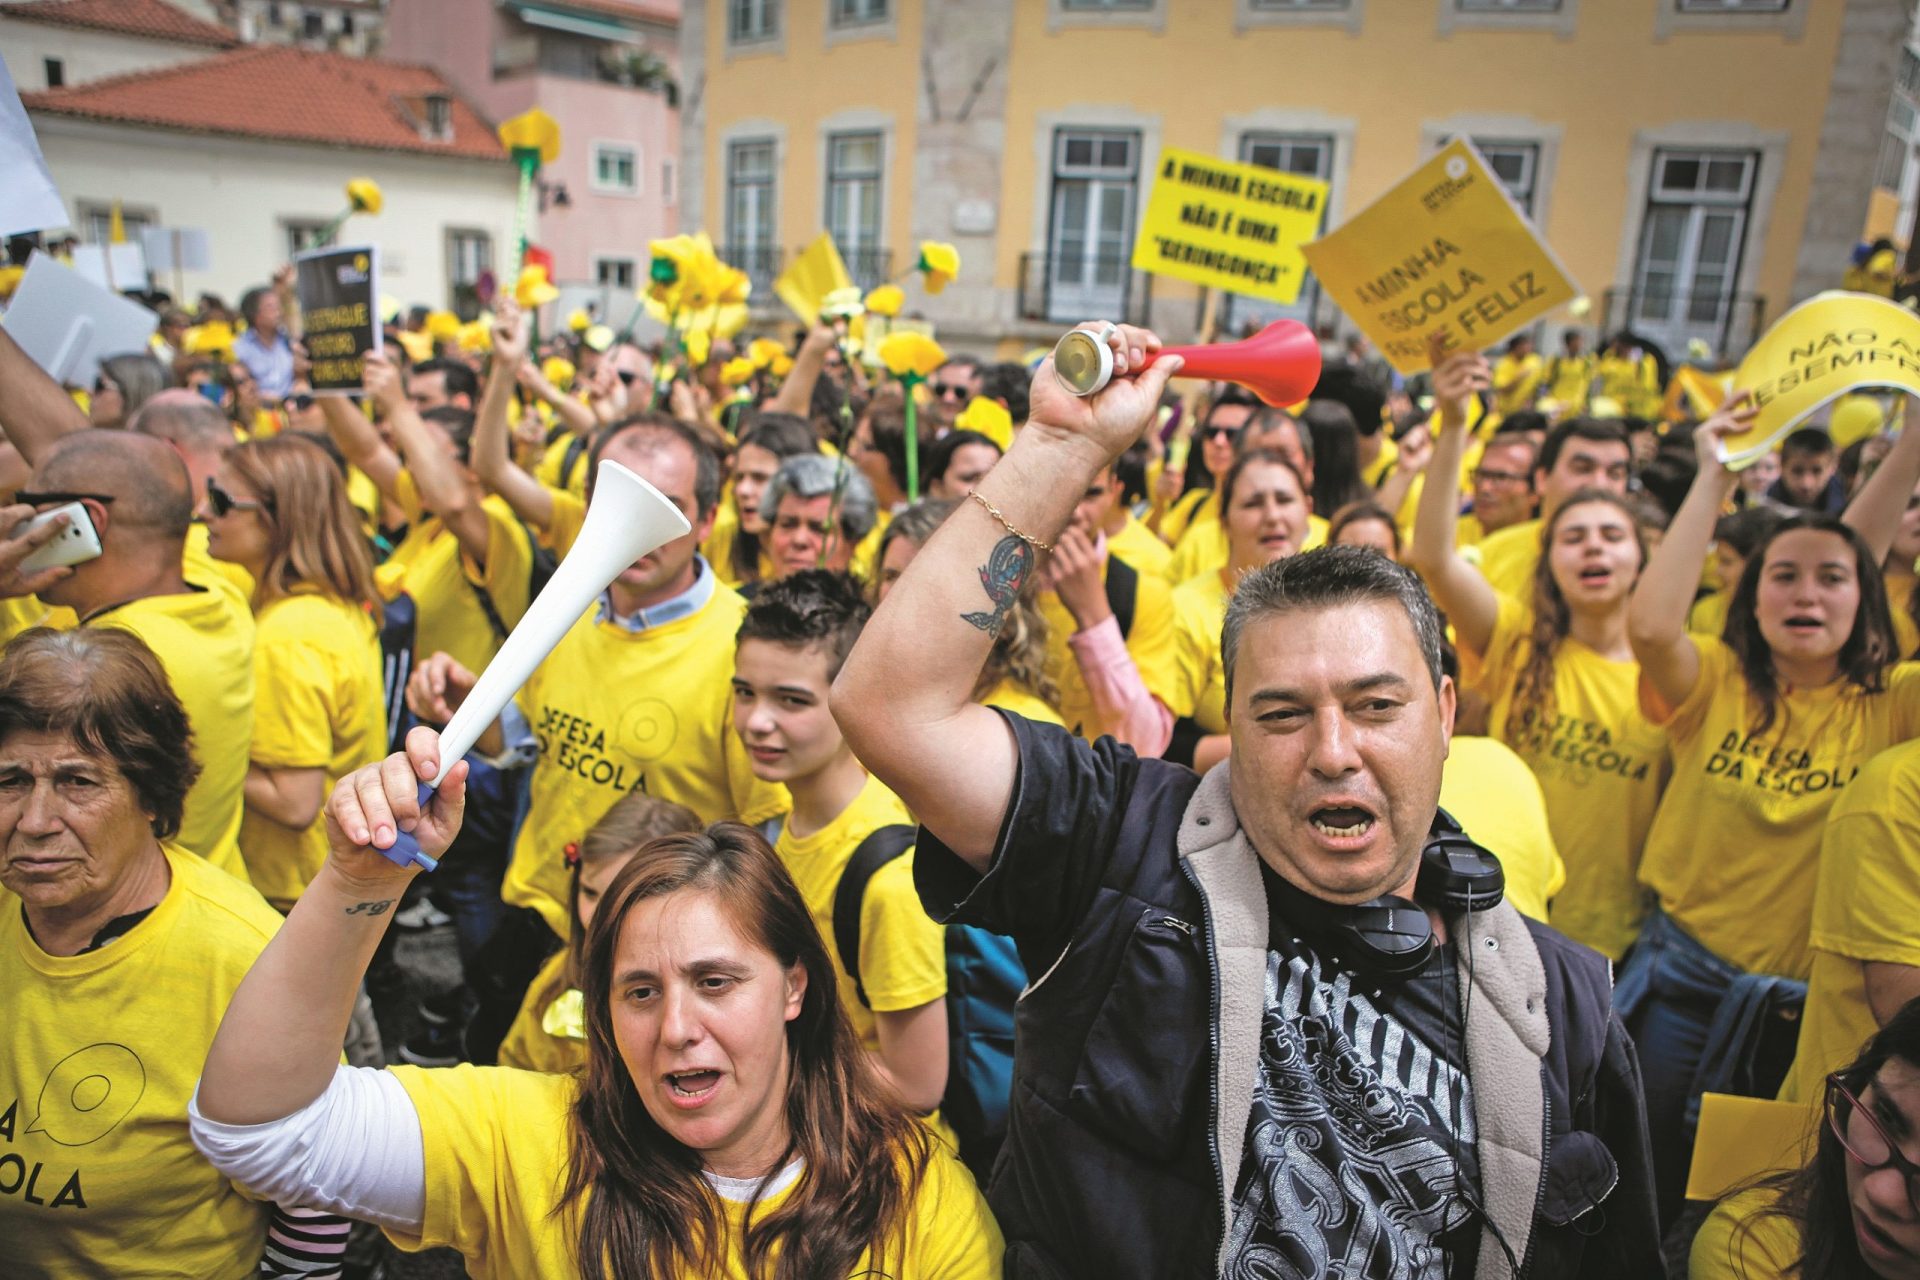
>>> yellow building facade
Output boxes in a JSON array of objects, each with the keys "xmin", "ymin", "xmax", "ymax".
[{"xmin": 681, "ymin": 0, "xmax": 1905, "ymax": 362}]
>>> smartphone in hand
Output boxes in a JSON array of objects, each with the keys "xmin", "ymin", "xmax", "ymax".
[{"xmin": 15, "ymin": 502, "xmax": 103, "ymax": 575}]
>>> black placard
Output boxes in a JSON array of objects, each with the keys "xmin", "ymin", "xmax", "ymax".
[{"xmin": 294, "ymin": 244, "xmax": 380, "ymax": 394}]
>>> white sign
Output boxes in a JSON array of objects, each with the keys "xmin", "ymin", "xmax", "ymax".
[
  {"xmin": 141, "ymin": 227, "xmax": 212, "ymax": 273},
  {"xmin": 0, "ymin": 54, "xmax": 68, "ymax": 236},
  {"xmin": 1, "ymin": 251, "xmax": 159, "ymax": 386},
  {"xmin": 69, "ymin": 243, "xmax": 150, "ymax": 292}
]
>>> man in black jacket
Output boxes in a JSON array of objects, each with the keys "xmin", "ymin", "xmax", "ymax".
[{"xmin": 833, "ymin": 320, "xmax": 1659, "ymax": 1279}]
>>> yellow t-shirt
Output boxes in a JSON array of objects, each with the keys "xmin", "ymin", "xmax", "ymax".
[
  {"xmin": 1779, "ymin": 737, "xmax": 1920, "ymax": 1102},
  {"xmin": 1543, "ymin": 353, "xmax": 1596, "ymax": 415},
  {"xmin": 91, "ymin": 581, "xmax": 254, "ymax": 884},
  {"xmin": 1688, "ymin": 1187, "xmax": 1800, "ymax": 1280},
  {"xmin": 1162, "ymin": 506, "xmax": 1328, "ymax": 587},
  {"xmin": 239, "ymin": 591, "xmax": 386, "ymax": 909},
  {"xmin": 385, "ymin": 1064, "xmax": 1002, "ymax": 1280},
  {"xmin": 185, "ymin": 521, "xmax": 255, "ymax": 601},
  {"xmin": 0, "ymin": 845, "xmax": 283, "ymax": 1279},
  {"xmin": 1492, "ymin": 352, "xmax": 1545, "ymax": 417},
  {"xmin": 1039, "ymin": 561, "xmax": 1184, "ymax": 743},
  {"xmin": 534, "ymin": 431, "xmax": 591, "ymax": 499},
  {"xmin": 981, "ymin": 677, "xmax": 1066, "ymax": 727},
  {"xmin": 1169, "ymin": 571, "xmax": 1230, "ymax": 735},
  {"xmin": 1106, "ymin": 513, "xmax": 1172, "ymax": 579},
  {"xmin": 1476, "ymin": 517, "xmax": 1542, "ymax": 602},
  {"xmin": 1638, "ymin": 638, "xmax": 1920, "ymax": 979},
  {"xmin": 1158, "ymin": 486, "xmax": 1214, "ymax": 551},
  {"xmin": 505, "ymin": 585, "xmax": 788, "ymax": 937},
  {"xmin": 703, "ymin": 495, "xmax": 744, "ymax": 586},
  {"xmin": 1595, "ymin": 352, "xmax": 1662, "ymax": 419},
  {"xmin": 1889, "ymin": 572, "xmax": 1918, "ymax": 659},
  {"xmin": 1471, "ymin": 593, "xmax": 1668, "ymax": 960},
  {"xmin": 545, "ymin": 488, "xmax": 588, "ymax": 559},
  {"xmin": 384, "ymin": 469, "xmax": 535, "ymax": 675},
  {"xmin": 496, "ymin": 948, "xmax": 584, "ymax": 1077},
  {"xmin": 1690, "ymin": 590, "xmax": 1732, "ymax": 639},
  {"xmin": 1436, "ymin": 736, "xmax": 1566, "ymax": 925},
  {"xmin": 776, "ymin": 776, "xmax": 946, "ymax": 1057}
]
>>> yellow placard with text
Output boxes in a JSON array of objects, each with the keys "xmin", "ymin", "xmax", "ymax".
[
  {"xmin": 1301, "ymin": 139, "xmax": 1577, "ymax": 375},
  {"xmin": 1130, "ymin": 147, "xmax": 1328, "ymax": 306},
  {"xmin": 1721, "ymin": 290, "xmax": 1920, "ymax": 469}
]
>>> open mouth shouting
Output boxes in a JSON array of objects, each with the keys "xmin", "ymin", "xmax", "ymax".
[
  {"xmin": 1782, "ymin": 613, "xmax": 1825, "ymax": 637},
  {"xmin": 1307, "ymin": 802, "xmax": 1378, "ymax": 850},
  {"xmin": 664, "ymin": 1068, "xmax": 724, "ymax": 1107}
]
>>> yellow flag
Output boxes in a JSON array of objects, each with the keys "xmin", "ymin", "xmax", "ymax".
[
  {"xmin": 1684, "ymin": 1093, "xmax": 1817, "ymax": 1203},
  {"xmin": 1663, "ymin": 365, "xmax": 1732, "ymax": 422},
  {"xmin": 108, "ymin": 200, "xmax": 126, "ymax": 245},
  {"xmin": 775, "ymin": 233, "xmax": 853, "ymax": 326},
  {"xmin": 1721, "ymin": 290, "xmax": 1920, "ymax": 469}
]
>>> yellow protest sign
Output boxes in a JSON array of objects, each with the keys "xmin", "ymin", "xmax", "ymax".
[
  {"xmin": 1301, "ymin": 139, "xmax": 1577, "ymax": 375},
  {"xmin": 1721, "ymin": 290, "xmax": 1920, "ymax": 469},
  {"xmin": 1130, "ymin": 147, "xmax": 1327, "ymax": 306}
]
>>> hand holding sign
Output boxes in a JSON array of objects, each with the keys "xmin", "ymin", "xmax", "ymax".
[{"xmin": 1695, "ymin": 391, "xmax": 1762, "ymax": 476}]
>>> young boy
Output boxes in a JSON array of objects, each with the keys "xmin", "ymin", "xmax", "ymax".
[
  {"xmin": 1770, "ymin": 427, "xmax": 1845, "ymax": 514},
  {"xmin": 733, "ymin": 570, "xmax": 950, "ymax": 1114}
]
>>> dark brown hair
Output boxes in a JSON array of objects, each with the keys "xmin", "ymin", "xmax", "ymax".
[
  {"xmin": 0, "ymin": 628, "xmax": 200, "ymax": 838},
  {"xmin": 1509, "ymin": 489, "xmax": 1647, "ymax": 741},
  {"xmin": 560, "ymin": 823, "xmax": 930, "ymax": 1280}
]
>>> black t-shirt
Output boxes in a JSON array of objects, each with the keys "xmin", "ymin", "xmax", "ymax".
[{"xmin": 1221, "ymin": 862, "xmax": 1483, "ymax": 1279}]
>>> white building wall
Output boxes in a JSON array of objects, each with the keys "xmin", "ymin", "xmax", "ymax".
[
  {"xmin": 0, "ymin": 21, "xmax": 220, "ymax": 92},
  {"xmin": 30, "ymin": 116, "xmax": 517, "ymax": 308}
]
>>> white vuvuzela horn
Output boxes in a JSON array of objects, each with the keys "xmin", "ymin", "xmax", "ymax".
[{"xmin": 379, "ymin": 459, "xmax": 692, "ymax": 870}]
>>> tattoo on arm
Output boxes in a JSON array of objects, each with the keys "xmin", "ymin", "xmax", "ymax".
[
  {"xmin": 961, "ymin": 535, "xmax": 1035, "ymax": 636},
  {"xmin": 344, "ymin": 899, "xmax": 395, "ymax": 917}
]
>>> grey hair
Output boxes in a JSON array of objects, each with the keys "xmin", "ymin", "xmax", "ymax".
[
  {"xmin": 1221, "ymin": 546, "xmax": 1445, "ymax": 706},
  {"xmin": 760, "ymin": 453, "xmax": 878, "ymax": 543}
]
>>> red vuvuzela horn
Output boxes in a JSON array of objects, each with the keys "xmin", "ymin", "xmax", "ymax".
[{"xmin": 1053, "ymin": 320, "xmax": 1322, "ymax": 408}]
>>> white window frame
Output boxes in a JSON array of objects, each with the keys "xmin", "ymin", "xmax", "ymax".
[
  {"xmin": 446, "ymin": 227, "xmax": 492, "ymax": 318},
  {"xmin": 662, "ymin": 156, "xmax": 677, "ymax": 206},
  {"xmin": 726, "ymin": 0, "xmax": 783, "ymax": 54},
  {"xmin": 590, "ymin": 141, "xmax": 641, "ymax": 196},
  {"xmin": 1421, "ymin": 118, "xmax": 1562, "ymax": 235},
  {"xmin": 1237, "ymin": 0, "xmax": 1361, "ymax": 34},
  {"xmin": 1049, "ymin": 0, "xmax": 1165, "ymax": 35},
  {"xmin": 824, "ymin": 0, "xmax": 897, "ymax": 45},
  {"xmin": 593, "ymin": 256, "xmax": 636, "ymax": 290},
  {"xmin": 1654, "ymin": 0, "xmax": 1803, "ymax": 39},
  {"xmin": 1438, "ymin": 0, "xmax": 1577, "ymax": 37},
  {"xmin": 282, "ymin": 218, "xmax": 330, "ymax": 257},
  {"xmin": 722, "ymin": 124, "xmax": 784, "ymax": 297}
]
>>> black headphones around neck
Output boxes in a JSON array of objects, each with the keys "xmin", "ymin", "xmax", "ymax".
[{"xmin": 1269, "ymin": 807, "xmax": 1506, "ymax": 979}]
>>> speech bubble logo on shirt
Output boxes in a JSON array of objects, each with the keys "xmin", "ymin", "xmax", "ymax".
[{"xmin": 25, "ymin": 1043, "xmax": 147, "ymax": 1147}]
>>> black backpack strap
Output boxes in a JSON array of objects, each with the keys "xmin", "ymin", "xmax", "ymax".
[
  {"xmin": 1103, "ymin": 554, "xmax": 1138, "ymax": 641},
  {"xmin": 831, "ymin": 825, "xmax": 918, "ymax": 1009},
  {"xmin": 464, "ymin": 512, "xmax": 553, "ymax": 643},
  {"xmin": 561, "ymin": 432, "xmax": 592, "ymax": 492},
  {"xmin": 464, "ymin": 574, "xmax": 511, "ymax": 643}
]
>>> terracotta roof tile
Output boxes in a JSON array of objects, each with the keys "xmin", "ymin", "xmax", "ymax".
[
  {"xmin": 22, "ymin": 46, "xmax": 506, "ymax": 160},
  {"xmin": 1, "ymin": 0, "xmax": 240, "ymax": 48}
]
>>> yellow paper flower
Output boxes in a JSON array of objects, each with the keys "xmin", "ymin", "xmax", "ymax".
[
  {"xmin": 514, "ymin": 264, "xmax": 559, "ymax": 309},
  {"xmin": 378, "ymin": 293, "xmax": 403, "ymax": 324},
  {"xmin": 582, "ymin": 324, "xmax": 615, "ymax": 353},
  {"xmin": 542, "ymin": 356, "xmax": 576, "ymax": 389},
  {"xmin": 720, "ymin": 356, "xmax": 757, "ymax": 387},
  {"xmin": 424, "ymin": 310, "xmax": 460, "ymax": 339},
  {"xmin": 916, "ymin": 242, "xmax": 961, "ymax": 294},
  {"xmin": 393, "ymin": 329, "xmax": 434, "ymax": 363},
  {"xmin": 955, "ymin": 396, "xmax": 1014, "ymax": 451},
  {"xmin": 685, "ymin": 327, "xmax": 712, "ymax": 368},
  {"xmin": 864, "ymin": 283, "xmax": 904, "ymax": 317},
  {"xmin": 497, "ymin": 108, "xmax": 561, "ymax": 166},
  {"xmin": 0, "ymin": 265, "xmax": 21, "ymax": 299},
  {"xmin": 346, "ymin": 178, "xmax": 383, "ymax": 215},
  {"xmin": 770, "ymin": 352, "xmax": 794, "ymax": 378},
  {"xmin": 748, "ymin": 338, "xmax": 786, "ymax": 370},
  {"xmin": 1567, "ymin": 295, "xmax": 1592, "ymax": 319},
  {"xmin": 567, "ymin": 308, "xmax": 591, "ymax": 333},
  {"xmin": 820, "ymin": 286, "xmax": 865, "ymax": 320},
  {"xmin": 878, "ymin": 331, "xmax": 948, "ymax": 380},
  {"xmin": 457, "ymin": 318, "xmax": 493, "ymax": 353},
  {"xmin": 185, "ymin": 321, "xmax": 237, "ymax": 359}
]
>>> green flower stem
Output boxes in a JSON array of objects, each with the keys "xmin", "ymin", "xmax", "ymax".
[
  {"xmin": 820, "ymin": 334, "xmax": 861, "ymax": 568},
  {"xmin": 901, "ymin": 372, "xmax": 924, "ymax": 501},
  {"xmin": 506, "ymin": 149, "xmax": 540, "ymax": 283},
  {"xmin": 316, "ymin": 206, "xmax": 353, "ymax": 248}
]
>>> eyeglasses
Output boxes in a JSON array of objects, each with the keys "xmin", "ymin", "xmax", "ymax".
[
  {"xmin": 13, "ymin": 490, "xmax": 115, "ymax": 509},
  {"xmin": 932, "ymin": 383, "xmax": 971, "ymax": 401},
  {"xmin": 204, "ymin": 477, "xmax": 272, "ymax": 518},
  {"xmin": 1472, "ymin": 467, "xmax": 1531, "ymax": 488},
  {"xmin": 287, "ymin": 393, "xmax": 315, "ymax": 412},
  {"xmin": 1828, "ymin": 1073, "xmax": 1920, "ymax": 1212}
]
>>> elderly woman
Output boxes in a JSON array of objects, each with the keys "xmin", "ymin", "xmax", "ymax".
[
  {"xmin": 0, "ymin": 628, "xmax": 340, "ymax": 1278},
  {"xmin": 756, "ymin": 451, "xmax": 878, "ymax": 585}
]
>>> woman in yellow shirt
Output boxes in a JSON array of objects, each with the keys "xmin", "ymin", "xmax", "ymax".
[
  {"xmin": 1167, "ymin": 449, "xmax": 1312, "ymax": 772},
  {"xmin": 498, "ymin": 791, "xmax": 701, "ymax": 1074},
  {"xmin": 1624, "ymin": 391, "xmax": 1920, "ymax": 1225},
  {"xmin": 1691, "ymin": 1000, "xmax": 1920, "ymax": 1280},
  {"xmin": 204, "ymin": 434, "xmax": 386, "ymax": 910},
  {"xmin": 194, "ymin": 737, "xmax": 1003, "ymax": 1280},
  {"xmin": 875, "ymin": 499, "xmax": 1065, "ymax": 725},
  {"xmin": 1410, "ymin": 349, "xmax": 1667, "ymax": 963}
]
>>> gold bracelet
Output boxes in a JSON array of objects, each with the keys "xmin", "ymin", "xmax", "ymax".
[{"xmin": 965, "ymin": 489, "xmax": 1054, "ymax": 552}]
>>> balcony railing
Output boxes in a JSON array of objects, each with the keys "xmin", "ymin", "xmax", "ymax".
[
  {"xmin": 1599, "ymin": 287, "xmax": 1768, "ymax": 363},
  {"xmin": 841, "ymin": 246, "xmax": 893, "ymax": 293},
  {"xmin": 722, "ymin": 243, "xmax": 784, "ymax": 308},
  {"xmin": 1016, "ymin": 250, "xmax": 1156, "ymax": 327}
]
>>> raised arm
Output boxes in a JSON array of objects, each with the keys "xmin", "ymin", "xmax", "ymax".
[
  {"xmin": 1628, "ymin": 395, "xmax": 1758, "ymax": 716},
  {"xmin": 1843, "ymin": 394, "xmax": 1920, "ymax": 563},
  {"xmin": 768, "ymin": 325, "xmax": 835, "ymax": 418},
  {"xmin": 517, "ymin": 354, "xmax": 597, "ymax": 437},
  {"xmin": 1408, "ymin": 350, "xmax": 1500, "ymax": 656},
  {"xmin": 200, "ymin": 731, "xmax": 466, "ymax": 1123},
  {"xmin": 832, "ymin": 324, "xmax": 1181, "ymax": 871},
  {"xmin": 316, "ymin": 390, "xmax": 403, "ymax": 499},
  {"xmin": 0, "ymin": 326, "xmax": 89, "ymax": 465},
  {"xmin": 472, "ymin": 302, "xmax": 556, "ymax": 529},
  {"xmin": 368, "ymin": 352, "xmax": 492, "ymax": 567}
]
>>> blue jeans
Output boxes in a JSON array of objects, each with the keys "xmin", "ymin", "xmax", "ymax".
[{"xmin": 1614, "ymin": 908, "xmax": 1806, "ymax": 1227}]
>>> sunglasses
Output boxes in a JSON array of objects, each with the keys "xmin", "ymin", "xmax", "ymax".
[
  {"xmin": 14, "ymin": 489, "xmax": 115, "ymax": 509},
  {"xmin": 205, "ymin": 477, "xmax": 272, "ymax": 518},
  {"xmin": 1828, "ymin": 1073, "xmax": 1920, "ymax": 1212},
  {"xmin": 287, "ymin": 393, "xmax": 315, "ymax": 412},
  {"xmin": 1202, "ymin": 424, "xmax": 1244, "ymax": 443},
  {"xmin": 932, "ymin": 383, "xmax": 971, "ymax": 401}
]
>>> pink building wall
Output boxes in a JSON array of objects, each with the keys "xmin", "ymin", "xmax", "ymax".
[{"xmin": 384, "ymin": 0, "xmax": 678, "ymax": 288}]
